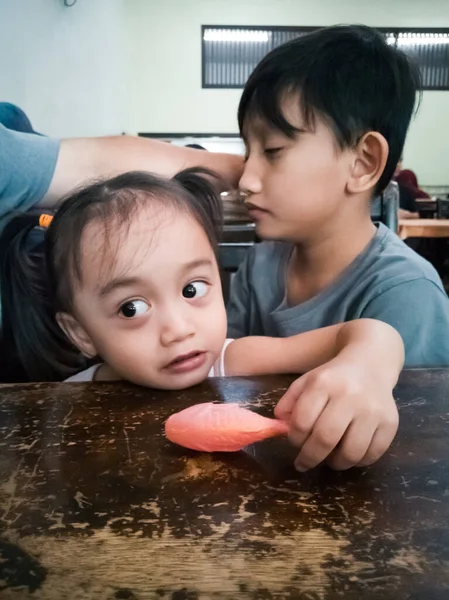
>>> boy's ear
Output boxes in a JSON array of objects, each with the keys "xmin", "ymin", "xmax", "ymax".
[
  {"xmin": 56, "ymin": 312, "xmax": 97, "ymax": 358},
  {"xmin": 346, "ymin": 132, "xmax": 389, "ymax": 195}
]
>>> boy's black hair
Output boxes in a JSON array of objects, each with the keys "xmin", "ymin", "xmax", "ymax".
[
  {"xmin": 0, "ymin": 168, "xmax": 223, "ymax": 382},
  {"xmin": 238, "ymin": 25, "xmax": 421, "ymax": 194}
]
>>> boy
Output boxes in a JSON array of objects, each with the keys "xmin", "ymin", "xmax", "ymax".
[
  {"xmin": 228, "ymin": 25, "xmax": 449, "ymax": 367},
  {"xmin": 226, "ymin": 25, "xmax": 449, "ymax": 472}
]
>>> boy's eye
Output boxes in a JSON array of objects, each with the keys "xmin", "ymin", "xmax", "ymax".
[
  {"xmin": 119, "ymin": 300, "xmax": 149, "ymax": 318},
  {"xmin": 183, "ymin": 281, "xmax": 208, "ymax": 299},
  {"xmin": 264, "ymin": 147, "xmax": 283, "ymax": 157}
]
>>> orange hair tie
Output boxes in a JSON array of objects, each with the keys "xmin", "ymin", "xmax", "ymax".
[{"xmin": 39, "ymin": 214, "xmax": 54, "ymax": 228}]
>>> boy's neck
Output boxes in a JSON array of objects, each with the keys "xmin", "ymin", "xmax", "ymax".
[{"xmin": 287, "ymin": 217, "xmax": 377, "ymax": 305}]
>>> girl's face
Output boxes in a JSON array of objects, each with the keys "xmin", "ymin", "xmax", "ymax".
[{"xmin": 59, "ymin": 204, "xmax": 227, "ymax": 389}]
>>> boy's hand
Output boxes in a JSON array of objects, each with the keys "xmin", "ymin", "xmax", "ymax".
[{"xmin": 274, "ymin": 358, "xmax": 399, "ymax": 471}]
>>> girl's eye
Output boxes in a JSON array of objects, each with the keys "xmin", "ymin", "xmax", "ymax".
[
  {"xmin": 119, "ymin": 300, "xmax": 149, "ymax": 318},
  {"xmin": 182, "ymin": 281, "xmax": 208, "ymax": 299}
]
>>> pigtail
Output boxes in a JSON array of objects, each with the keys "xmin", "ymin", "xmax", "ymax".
[
  {"xmin": 0, "ymin": 214, "xmax": 84, "ymax": 382},
  {"xmin": 173, "ymin": 167, "xmax": 224, "ymax": 247}
]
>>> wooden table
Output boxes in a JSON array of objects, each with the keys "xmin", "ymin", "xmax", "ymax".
[
  {"xmin": 0, "ymin": 371, "xmax": 448, "ymax": 599},
  {"xmin": 398, "ymin": 218, "xmax": 449, "ymax": 240}
]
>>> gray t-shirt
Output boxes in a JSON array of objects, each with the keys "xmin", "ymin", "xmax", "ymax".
[
  {"xmin": 0, "ymin": 123, "xmax": 60, "ymax": 229},
  {"xmin": 226, "ymin": 223, "xmax": 449, "ymax": 368}
]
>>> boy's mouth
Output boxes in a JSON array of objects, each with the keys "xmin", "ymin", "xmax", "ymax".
[{"xmin": 245, "ymin": 202, "xmax": 269, "ymax": 214}]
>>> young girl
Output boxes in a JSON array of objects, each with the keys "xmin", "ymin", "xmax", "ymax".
[{"xmin": 0, "ymin": 168, "xmax": 403, "ymax": 469}]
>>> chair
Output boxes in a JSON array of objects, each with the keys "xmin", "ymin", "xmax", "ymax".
[
  {"xmin": 437, "ymin": 199, "xmax": 449, "ymax": 219},
  {"xmin": 371, "ymin": 180, "xmax": 399, "ymax": 232},
  {"xmin": 218, "ymin": 222, "xmax": 256, "ymax": 303},
  {"xmin": 417, "ymin": 199, "xmax": 437, "ymax": 219}
]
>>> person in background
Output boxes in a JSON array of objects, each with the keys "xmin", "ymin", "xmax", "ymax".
[
  {"xmin": 396, "ymin": 169, "xmax": 430, "ymax": 200},
  {"xmin": 0, "ymin": 102, "xmax": 42, "ymax": 135},
  {"xmin": 394, "ymin": 158, "xmax": 430, "ymax": 199},
  {"xmin": 394, "ymin": 157, "xmax": 430, "ymax": 219},
  {"xmin": 0, "ymin": 122, "xmax": 243, "ymax": 231}
]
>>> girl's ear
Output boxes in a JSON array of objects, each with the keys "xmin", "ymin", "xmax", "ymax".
[{"xmin": 56, "ymin": 312, "xmax": 98, "ymax": 358}]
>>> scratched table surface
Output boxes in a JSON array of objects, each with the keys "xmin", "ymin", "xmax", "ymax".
[{"xmin": 0, "ymin": 370, "xmax": 448, "ymax": 600}]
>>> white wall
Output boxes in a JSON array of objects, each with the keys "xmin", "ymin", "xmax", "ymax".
[
  {"xmin": 404, "ymin": 92, "xmax": 448, "ymax": 187},
  {"xmin": 0, "ymin": 0, "xmax": 448, "ymax": 184},
  {"xmin": 0, "ymin": 0, "xmax": 127, "ymax": 137},
  {"xmin": 126, "ymin": 0, "xmax": 449, "ymax": 186}
]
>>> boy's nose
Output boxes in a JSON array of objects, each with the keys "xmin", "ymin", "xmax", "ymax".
[{"xmin": 239, "ymin": 158, "xmax": 263, "ymax": 196}]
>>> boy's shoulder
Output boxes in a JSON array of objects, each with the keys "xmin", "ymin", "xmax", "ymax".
[
  {"xmin": 228, "ymin": 226, "xmax": 449, "ymax": 365},
  {"xmin": 366, "ymin": 223, "xmax": 444, "ymax": 291},
  {"xmin": 248, "ymin": 224, "xmax": 444, "ymax": 293}
]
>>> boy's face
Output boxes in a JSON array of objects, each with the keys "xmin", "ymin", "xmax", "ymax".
[{"xmin": 240, "ymin": 97, "xmax": 357, "ymax": 243}]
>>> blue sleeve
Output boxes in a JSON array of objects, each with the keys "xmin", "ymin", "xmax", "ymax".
[
  {"xmin": 0, "ymin": 124, "xmax": 60, "ymax": 227},
  {"xmin": 226, "ymin": 251, "xmax": 253, "ymax": 338},
  {"xmin": 361, "ymin": 278, "xmax": 449, "ymax": 367}
]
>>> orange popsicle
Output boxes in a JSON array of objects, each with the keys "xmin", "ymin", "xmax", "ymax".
[{"xmin": 165, "ymin": 402, "xmax": 289, "ymax": 452}]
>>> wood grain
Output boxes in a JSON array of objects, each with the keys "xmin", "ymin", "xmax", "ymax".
[{"xmin": 0, "ymin": 371, "xmax": 448, "ymax": 599}]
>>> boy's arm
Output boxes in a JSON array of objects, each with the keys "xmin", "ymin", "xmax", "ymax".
[
  {"xmin": 226, "ymin": 319, "xmax": 404, "ymax": 473},
  {"xmin": 360, "ymin": 279, "xmax": 449, "ymax": 367},
  {"xmin": 225, "ymin": 319, "xmax": 404, "ymax": 383}
]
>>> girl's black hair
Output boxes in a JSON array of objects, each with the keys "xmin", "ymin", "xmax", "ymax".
[{"xmin": 0, "ymin": 167, "xmax": 223, "ymax": 382}]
